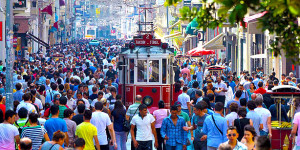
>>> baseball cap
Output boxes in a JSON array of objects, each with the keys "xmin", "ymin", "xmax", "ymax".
[{"xmin": 174, "ymin": 101, "xmax": 182, "ymax": 107}]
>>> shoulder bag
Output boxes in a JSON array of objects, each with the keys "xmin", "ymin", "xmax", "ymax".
[
  {"xmin": 212, "ymin": 114, "xmax": 223, "ymax": 136},
  {"xmin": 123, "ymin": 107, "xmax": 139, "ymax": 132}
]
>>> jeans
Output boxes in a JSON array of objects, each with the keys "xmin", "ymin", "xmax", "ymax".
[
  {"xmin": 207, "ymin": 146, "xmax": 217, "ymax": 150},
  {"xmin": 194, "ymin": 140, "xmax": 207, "ymax": 150},
  {"xmin": 100, "ymin": 144, "xmax": 109, "ymax": 150},
  {"xmin": 136, "ymin": 140, "xmax": 152, "ymax": 150},
  {"xmin": 260, "ymin": 130, "xmax": 268, "ymax": 136},
  {"xmin": 165, "ymin": 144, "xmax": 183, "ymax": 150},
  {"xmin": 156, "ymin": 128, "xmax": 166, "ymax": 150},
  {"xmin": 115, "ymin": 131, "xmax": 127, "ymax": 150}
]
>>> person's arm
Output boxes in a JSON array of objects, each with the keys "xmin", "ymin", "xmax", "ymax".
[
  {"xmin": 267, "ymin": 116, "xmax": 272, "ymax": 138},
  {"xmin": 15, "ymin": 135, "xmax": 20, "ymax": 145},
  {"xmin": 64, "ymin": 132, "xmax": 69, "ymax": 146},
  {"xmin": 151, "ymin": 122, "xmax": 158, "ymax": 148},
  {"xmin": 93, "ymin": 135, "xmax": 101, "ymax": 150},
  {"xmin": 249, "ymin": 119, "xmax": 253, "ymax": 126},
  {"xmin": 291, "ymin": 123, "xmax": 298, "ymax": 139},
  {"xmin": 187, "ymin": 121, "xmax": 193, "ymax": 139},
  {"xmin": 259, "ymin": 123, "xmax": 263, "ymax": 130},
  {"xmin": 130, "ymin": 124, "xmax": 138, "ymax": 148},
  {"xmin": 187, "ymin": 101, "xmax": 191, "ymax": 116},
  {"xmin": 108, "ymin": 123, "xmax": 117, "ymax": 148},
  {"xmin": 44, "ymin": 133, "xmax": 50, "ymax": 141}
]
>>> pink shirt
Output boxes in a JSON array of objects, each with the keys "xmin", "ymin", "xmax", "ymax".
[
  {"xmin": 181, "ymin": 68, "xmax": 191, "ymax": 80},
  {"xmin": 153, "ymin": 109, "xmax": 169, "ymax": 128},
  {"xmin": 294, "ymin": 112, "xmax": 300, "ymax": 146}
]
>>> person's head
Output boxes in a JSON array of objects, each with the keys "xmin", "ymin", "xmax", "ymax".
[
  {"xmin": 237, "ymin": 107, "xmax": 247, "ymax": 118},
  {"xmin": 18, "ymin": 107, "xmax": 28, "ymax": 119},
  {"xmin": 5, "ymin": 110, "xmax": 17, "ymax": 124},
  {"xmin": 227, "ymin": 126, "xmax": 239, "ymax": 143},
  {"xmin": 67, "ymin": 89, "xmax": 73, "ymax": 98},
  {"xmin": 139, "ymin": 104, "xmax": 148, "ymax": 117},
  {"xmin": 218, "ymin": 143, "xmax": 232, "ymax": 150},
  {"xmin": 52, "ymin": 130, "xmax": 66, "ymax": 145},
  {"xmin": 215, "ymin": 102, "xmax": 224, "ymax": 113},
  {"xmin": 95, "ymin": 102, "xmax": 103, "ymax": 111},
  {"xmin": 250, "ymin": 82, "xmax": 256, "ymax": 90},
  {"xmin": 229, "ymin": 102, "xmax": 239, "ymax": 113},
  {"xmin": 23, "ymin": 93, "xmax": 32, "ymax": 102},
  {"xmin": 255, "ymin": 136, "xmax": 271, "ymax": 150},
  {"xmin": 247, "ymin": 100, "xmax": 256, "ymax": 110},
  {"xmin": 244, "ymin": 125, "xmax": 257, "ymax": 142},
  {"xmin": 258, "ymin": 81, "xmax": 263, "ymax": 88},
  {"xmin": 217, "ymin": 76, "xmax": 222, "ymax": 83},
  {"xmin": 64, "ymin": 108, "xmax": 74, "ymax": 119},
  {"xmin": 235, "ymin": 90, "xmax": 243, "ymax": 99},
  {"xmin": 255, "ymin": 95, "xmax": 264, "ymax": 107},
  {"xmin": 174, "ymin": 101, "xmax": 182, "ymax": 112},
  {"xmin": 170, "ymin": 105, "xmax": 178, "ymax": 118},
  {"xmin": 158, "ymin": 100, "xmax": 165, "ymax": 109},
  {"xmin": 238, "ymin": 84, "xmax": 244, "ymax": 91},
  {"xmin": 240, "ymin": 98, "xmax": 247, "ymax": 107},
  {"xmin": 83, "ymin": 109, "xmax": 92, "ymax": 120},
  {"xmin": 16, "ymin": 83, "xmax": 22, "ymax": 91},
  {"xmin": 28, "ymin": 112, "xmax": 38, "ymax": 124},
  {"xmin": 50, "ymin": 104, "xmax": 60, "ymax": 115},
  {"xmin": 207, "ymin": 93, "xmax": 215, "ymax": 102},
  {"xmin": 77, "ymin": 103, "xmax": 86, "ymax": 114},
  {"xmin": 19, "ymin": 137, "xmax": 32, "ymax": 150},
  {"xmin": 289, "ymin": 72, "xmax": 294, "ymax": 77},
  {"xmin": 192, "ymin": 81, "xmax": 199, "ymax": 88},
  {"xmin": 74, "ymin": 138, "xmax": 85, "ymax": 150},
  {"xmin": 194, "ymin": 101, "xmax": 208, "ymax": 115},
  {"xmin": 59, "ymin": 96, "xmax": 67, "ymax": 105},
  {"xmin": 136, "ymin": 95, "xmax": 142, "ymax": 102},
  {"xmin": 182, "ymin": 86, "xmax": 188, "ymax": 93},
  {"xmin": 195, "ymin": 90, "xmax": 202, "ymax": 98}
]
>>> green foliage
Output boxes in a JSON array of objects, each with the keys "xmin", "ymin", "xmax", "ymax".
[{"xmin": 167, "ymin": 0, "xmax": 300, "ymax": 63}]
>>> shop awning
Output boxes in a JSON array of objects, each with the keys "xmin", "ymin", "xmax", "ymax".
[
  {"xmin": 243, "ymin": 11, "xmax": 267, "ymax": 23},
  {"xmin": 185, "ymin": 18, "xmax": 198, "ymax": 35},
  {"xmin": 187, "ymin": 47, "xmax": 215, "ymax": 56},
  {"xmin": 250, "ymin": 54, "xmax": 266, "ymax": 59},
  {"xmin": 26, "ymin": 32, "xmax": 50, "ymax": 49},
  {"xmin": 202, "ymin": 33, "xmax": 225, "ymax": 50},
  {"xmin": 163, "ymin": 32, "xmax": 182, "ymax": 39}
]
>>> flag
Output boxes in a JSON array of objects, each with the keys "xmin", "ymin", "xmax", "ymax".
[
  {"xmin": 41, "ymin": 4, "xmax": 53, "ymax": 16},
  {"xmin": 59, "ymin": 0, "xmax": 65, "ymax": 6},
  {"xmin": 53, "ymin": 21, "xmax": 59, "ymax": 30}
]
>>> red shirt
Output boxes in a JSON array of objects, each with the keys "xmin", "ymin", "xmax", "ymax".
[
  {"xmin": 254, "ymin": 88, "xmax": 267, "ymax": 95},
  {"xmin": 0, "ymin": 104, "xmax": 5, "ymax": 119}
]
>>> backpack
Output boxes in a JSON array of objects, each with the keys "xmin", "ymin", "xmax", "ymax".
[{"xmin": 15, "ymin": 119, "xmax": 29, "ymax": 135}]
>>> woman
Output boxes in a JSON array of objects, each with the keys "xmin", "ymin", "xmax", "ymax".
[
  {"xmin": 111, "ymin": 100, "xmax": 127, "ymax": 150},
  {"xmin": 153, "ymin": 100, "xmax": 169, "ymax": 150},
  {"xmin": 247, "ymin": 83, "xmax": 256, "ymax": 100},
  {"xmin": 173, "ymin": 82, "xmax": 182, "ymax": 105},
  {"xmin": 233, "ymin": 107, "xmax": 253, "ymax": 141},
  {"xmin": 241, "ymin": 125, "xmax": 257, "ymax": 150},
  {"xmin": 39, "ymin": 130, "xmax": 65, "ymax": 150},
  {"xmin": 64, "ymin": 83, "xmax": 70, "ymax": 92}
]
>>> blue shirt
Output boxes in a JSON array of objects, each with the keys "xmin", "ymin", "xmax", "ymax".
[
  {"xmin": 192, "ymin": 114, "xmax": 208, "ymax": 142},
  {"xmin": 13, "ymin": 90, "xmax": 24, "ymax": 102},
  {"xmin": 246, "ymin": 110, "xmax": 262, "ymax": 136},
  {"xmin": 253, "ymin": 78, "xmax": 263, "ymax": 89},
  {"xmin": 45, "ymin": 90, "xmax": 61, "ymax": 103},
  {"xmin": 226, "ymin": 100, "xmax": 241, "ymax": 109},
  {"xmin": 195, "ymin": 71, "xmax": 203, "ymax": 82},
  {"xmin": 202, "ymin": 113, "xmax": 228, "ymax": 148},
  {"xmin": 160, "ymin": 115, "xmax": 187, "ymax": 146},
  {"xmin": 188, "ymin": 80, "xmax": 196, "ymax": 88},
  {"xmin": 44, "ymin": 118, "xmax": 68, "ymax": 140}
]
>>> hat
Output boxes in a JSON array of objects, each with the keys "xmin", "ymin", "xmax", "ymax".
[
  {"xmin": 100, "ymin": 98, "xmax": 107, "ymax": 104},
  {"xmin": 174, "ymin": 101, "xmax": 182, "ymax": 107}
]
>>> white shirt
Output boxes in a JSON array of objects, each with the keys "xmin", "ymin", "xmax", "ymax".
[
  {"xmin": 254, "ymin": 107, "xmax": 271, "ymax": 132},
  {"xmin": 131, "ymin": 114, "xmax": 155, "ymax": 141},
  {"xmin": 0, "ymin": 123, "xmax": 19, "ymax": 150},
  {"xmin": 67, "ymin": 97, "xmax": 75, "ymax": 110},
  {"xmin": 34, "ymin": 98, "xmax": 43, "ymax": 110},
  {"xmin": 214, "ymin": 82, "xmax": 228, "ymax": 96},
  {"xmin": 177, "ymin": 93, "xmax": 190, "ymax": 109},
  {"xmin": 16, "ymin": 101, "xmax": 37, "ymax": 114},
  {"xmin": 225, "ymin": 87, "xmax": 234, "ymax": 106},
  {"xmin": 225, "ymin": 112, "xmax": 238, "ymax": 127},
  {"xmin": 90, "ymin": 111, "xmax": 112, "ymax": 145},
  {"xmin": 73, "ymin": 98, "xmax": 90, "ymax": 109},
  {"xmin": 91, "ymin": 99, "xmax": 100, "ymax": 108}
]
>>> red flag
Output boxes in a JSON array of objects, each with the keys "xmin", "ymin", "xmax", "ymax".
[
  {"xmin": 53, "ymin": 21, "xmax": 59, "ymax": 30},
  {"xmin": 41, "ymin": 4, "xmax": 53, "ymax": 16},
  {"xmin": 59, "ymin": 0, "xmax": 65, "ymax": 6}
]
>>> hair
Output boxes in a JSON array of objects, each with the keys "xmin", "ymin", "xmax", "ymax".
[
  {"xmin": 158, "ymin": 100, "xmax": 165, "ymax": 109},
  {"xmin": 174, "ymin": 82, "xmax": 181, "ymax": 93},
  {"xmin": 255, "ymin": 96, "xmax": 264, "ymax": 106},
  {"xmin": 83, "ymin": 109, "xmax": 92, "ymax": 120},
  {"xmin": 195, "ymin": 101, "xmax": 208, "ymax": 110},
  {"xmin": 192, "ymin": 81, "xmax": 199, "ymax": 88},
  {"xmin": 237, "ymin": 107, "xmax": 247, "ymax": 118},
  {"xmin": 215, "ymin": 102, "xmax": 224, "ymax": 111},
  {"xmin": 170, "ymin": 105, "xmax": 178, "ymax": 111},
  {"xmin": 202, "ymin": 97, "xmax": 211, "ymax": 109},
  {"xmin": 258, "ymin": 81, "xmax": 263, "ymax": 88},
  {"xmin": 16, "ymin": 83, "xmax": 22, "ymax": 90},
  {"xmin": 52, "ymin": 130, "xmax": 66, "ymax": 142},
  {"xmin": 63, "ymin": 108, "xmax": 74, "ymax": 118},
  {"xmin": 207, "ymin": 93, "xmax": 214, "ymax": 101},
  {"xmin": 50, "ymin": 104, "xmax": 59, "ymax": 115},
  {"xmin": 58, "ymin": 84, "xmax": 64, "ymax": 91},
  {"xmin": 18, "ymin": 107, "xmax": 28, "ymax": 118},
  {"xmin": 112, "ymin": 100, "xmax": 125, "ymax": 119},
  {"xmin": 244, "ymin": 125, "xmax": 257, "ymax": 140},
  {"xmin": 227, "ymin": 126, "xmax": 238, "ymax": 133},
  {"xmin": 240, "ymin": 98, "xmax": 247, "ymax": 107},
  {"xmin": 229, "ymin": 102, "xmax": 239, "ymax": 112},
  {"xmin": 51, "ymin": 83, "xmax": 58, "ymax": 90},
  {"xmin": 136, "ymin": 95, "xmax": 142, "ymax": 102},
  {"xmin": 139, "ymin": 104, "xmax": 147, "ymax": 111},
  {"xmin": 74, "ymin": 138, "xmax": 85, "ymax": 148},
  {"xmin": 59, "ymin": 96, "xmax": 67, "ymax": 105},
  {"xmin": 77, "ymin": 99, "xmax": 85, "ymax": 105},
  {"xmin": 28, "ymin": 112, "xmax": 38, "ymax": 123},
  {"xmin": 182, "ymin": 86, "xmax": 188, "ymax": 92},
  {"xmin": 94, "ymin": 102, "xmax": 103, "ymax": 110},
  {"xmin": 92, "ymin": 87, "xmax": 98, "ymax": 93},
  {"xmin": 250, "ymin": 82, "xmax": 256, "ymax": 90},
  {"xmin": 77, "ymin": 104, "xmax": 86, "ymax": 114},
  {"xmin": 5, "ymin": 110, "xmax": 16, "ymax": 121},
  {"xmin": 247, "ymin": 100, "xmax": 257, "ymax": 110},
  {"xmin": 256, "ymin": 136, "xmax": 271, "ymax": 150},
  {"xmin": 218, "ymin": 143, "xmax": 232, "ymax": 150},
  {"xmin": 20, "ymin": 138, "xmax": 32, "ymax": 150},
  {"xmin": 235, "ymin": 90, "xmax": 243, "ymax": 98}
]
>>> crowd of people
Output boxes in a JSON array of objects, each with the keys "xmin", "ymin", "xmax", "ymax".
[{"xmin": 0, "ymin": 39, "xmax": 298, "ymax": 150}]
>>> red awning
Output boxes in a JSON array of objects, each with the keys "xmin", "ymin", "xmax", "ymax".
[
  {"xmin": 187, "ymin": 47, "xmax": 215, "ymax": 56},
  {"xmin": 243, "ymin": 11, "xmax": 267, "ymax": 23}
]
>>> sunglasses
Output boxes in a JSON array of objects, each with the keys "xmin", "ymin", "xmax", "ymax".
[{"xmin": 228, "ymin": 134, "xmax": 237, "ymax": 137}]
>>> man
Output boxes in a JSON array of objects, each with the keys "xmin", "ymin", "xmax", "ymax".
[
  {"xmin": 91, "ymin": 102, "xmax": 117, "ymax": 150},
  {"xmin": 202, "ymin": 102, "xmax": 228, "ymax": 150},
  {"xmin": 16, "ymin": 93, "xmax": 37, "ymax": 114},
  {"xmin": 195, "ymin": 90, "xmax": 203, "ymax": 104},
  {"xmin": 107, "ymin": 86, "xmax": 117, "ymax": 110},
  {"xmin": 254, "ymin": 96, "xmax": 272, "ymax": 138},
  {"xmin": 181, "ymin": 64, "xmax": 191, "ymax": 81},
  {"xmin": 66, "ymin": 89, "xmax": 75, "ymax": 110},
  {"xmin": 174, "ymin": 101, "xmax": 193, "ymax": 143},
  {"xmin": 188, "ymin": 75, "xmax": 197, "ymax": 88},
  {"xmin": 226, "ymin": 90, "xmax": 242, "ymax": 114},
  {"xmin": 89, "ymin": 87, "xmax": 98, "ymax": 100},
  {"xmin": 74, "ymin": 138, "xmax": 85, "ymax": 150},
  {"xmin": 13, "ymin": 83, "xmax": 24, "ymax": 102},
  {"xmin": 184, "ymin": 101, "xmax": 209, "ymax": 150},
  {"xmin": 75, "ymin": 110, "xmax": 100, "ymax": 150},
  {"xmin": 214, "ymin": 76, "xmax": 228, "ymax": 105},
  {"xmin": 246, "ymin": 100, "xmax": 263, "ymax": 136},
  {"xmin": 235, "ymin": 84, "xmax": 249, "ymax": 101},
  {"xmin": 255, "ymin": 136, "xmax": 271, "ymax": 150},
  {"xmin": 19, "ymin": 137, "xmax": 32, "ymax": 150},
  {"xmin": 196, "ymin": 63, "xmax": 204, "ymax": 89},
  {"xmin": 254, "ymin": 81, "xmax": 267, "ymax": 95},
  {"xmin": 253, "ymin": 75, "xmax": 263, "ymax": 89},
  {"xmin": 45, "ymin": 83, "xmax": 61, "ymax": 103},
  {"xmin": 106, "ymin": 66, "xmax": 117, "ymax": 80},
  {"xmin": 31, "ymin": 90, "xmax": 43, "ymax": 111},
  {"xmin": 44, "ymin": 104, "xmax": 69, "ymax": 145},
  {"xmin": 161, "ymin": 105, "xmax": 187, "ymax": 150},
  {"xmin": 75, "ymin": 92, "xmax": 90, "ymax": 109},
  {"xmin": 243, "ymin": 76, "xmax": 252, "ymax": 91},
  {"xmin": 227, "ymin": 76, "xmax": 236, "ymax": 94},
  {"xmin": 0, "ymin": 110, "xmax": 20, "ymax": 149},
  {"xmin": 286, "ymin": 76, "xmax": 297, "ymax": 87},
  {"xmin": 187, "ymin": 81, "xmax": 200, "ymax": 100},
  {"xmin": 130, "ymin": 104, "xmax": 158, "ymax": 150},
  {"xmin": 222, "ymin": 126, "xmax": 247, "ymax": 150},
  {"xmin": 177, "ymin": 86, "xmax": 191, "ymax": 116},
  {"xmin": 179, "ymin": 73, "xmax": 189, "ymax": 86},
  {"xmin": 52, "ymin": 96, "xmax": 68, "ymax": 119}
]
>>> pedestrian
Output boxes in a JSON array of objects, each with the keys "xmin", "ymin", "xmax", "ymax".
[
  {"xmin": 246, "ymin": 100, "xmax": 263, "ymax": 136},
  {"xmin": 254, "ymin": 96, "xmax": 272, "ymax": 138},
  {"xmin": 72, "ymin": 103, "xmax": 85, "ymax": 125},
  {"xmin": 214, "ymin": 76, "xmax": 228, "ymax": 106},
  {"xmin": 111, "ymin": 100, "xmax": 127, "ymax": 150},
  {"xmin": 74, "ymin": 138, "xmax": 85, "ymax": 150},
  {"xmin": 13, "ymin": 83, "xmax": 24, "ymax": 102},
  {"xmin": 75, "ymin": 110, "xmax": 100, "ymax": 150},
  {"xmin": 153, "ymin": 100, "xmax": 169, "ymax": 150},
  {"xmin": 241, "ymin": 125, "xmax": 256, "ymax": 150},
  {"xmin": 91, "ymin": 102, "xmax": 117, "ymax": 150},
  {"xmin": 161, "ymin": 105, "xmax": 188, "ymax": 150},
  {"xmin": 225, "ymin": 103, "xmax": 239, "ymax": 127},
  {"xmin": 222, "ymin": 126, "xmax": 247, "ymax": 150},
  {"xmin": 20, "ymin": 137, "xmax": 32, "ymax": 150},
  {"xmin": 233, "ymin": 107, "xmax": 253, "ymax": 141},
  {"xmin": 49, "ymin": 96, "xmax": 68, "ymax": 118},
  {"xmin": 254, "ymin": 81, "xmax": 266, "ymax": 95},
  {"xmin": 63, "ymin": 108, "xmax": 77, "ymax": 147},
  {"xmin": 21, "ymin": 113, "xmax": 50, "ymax": 150},
  {"xmin": 39, "ymin": 130, "xmax": 66, "ymax": 150},
  {"xmin": 0, "ymin": 110, "xmax": 20, "ymax": 150},
  {"xmin": 202, "ymin": 102, "xmax": 228, "ymax": 149},
  {"xmin": 177, "ymin": 86, "xmax": 191, "ymax": 115},
  {"xmin": 226, "ymin": 90, "xmax": 242, "ymax": 114},
  {"xmin": 255, "ymin": 136, "xmax": 271, "ymax": 150},
  {"xmin": 16, "ymin": 93, "xmax": 37, "ymax": 114},
  {"xmin": 130, "ymin": 104, "xmax": 158, "ymax": 150}
]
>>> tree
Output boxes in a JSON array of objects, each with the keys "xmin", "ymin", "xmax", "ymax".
[{"xmin": 165, "ymin": 0, "xmax": 300, "ymax": 63}]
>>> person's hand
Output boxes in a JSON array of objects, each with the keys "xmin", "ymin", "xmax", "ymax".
[
  {"xmin": 189, "ymin": 112, "xmax": 192, "ymax": 117},
  {"xmin": 164, "ymin": 135, "xmax": 169, "ymax": 140},
  {"xmin": 133, "ymin": 140, "xmax": 139, "ymax": 148},
  {"xmin": 183, "ymin": 145, "xmax": 187, "ymax": 150},
  {"xmin": 269, "ymin": 133, "xmax": 272, "ymax": 139},
  {"xmin": 191, "ymin": 136, "xmax": 194, "ymax": 141},
  {"xmin": 113, "ymin": 143, "xmax": 118, "ymax": 150},
  {"xmin": 154, "ymin": 141, "xmax": 158, "ymax": 149},
  {"xmin": 182, "ymin": 126, "xmax": 189, "ymax": 131},
  {"xmin": 200, "ymin": 135, "xmax": 207, "ymax": 141}
]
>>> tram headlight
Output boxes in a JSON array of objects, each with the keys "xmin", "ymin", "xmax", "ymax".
[{"xmin": 143, "ymin": 96, "xmax": 153, "ymax": 107}]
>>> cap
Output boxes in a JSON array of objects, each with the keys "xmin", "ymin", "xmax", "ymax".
[
  {"xmin": 174, "ymin": 101, "xmax": 182, "ymax": 107},
  {"xmin": 100, "ymin": 98, "xmax": 107, "ymax": 104}
]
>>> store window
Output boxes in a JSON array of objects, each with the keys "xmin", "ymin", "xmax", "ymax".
[{"xmin": 137, "ymin": 60, "xmax": 147, "ymax": 82}]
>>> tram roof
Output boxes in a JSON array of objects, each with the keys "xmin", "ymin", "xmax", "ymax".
[{"xmin": 120, "ymin": 46, "xmax": 174, "ymax": 55}]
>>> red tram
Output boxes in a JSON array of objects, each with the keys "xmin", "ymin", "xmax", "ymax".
[{"xmin": 118, "ymin": 34, "xmax": 175, "ymax": 113}]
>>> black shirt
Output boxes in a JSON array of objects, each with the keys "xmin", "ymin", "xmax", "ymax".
[
  {"xmin": 89, "ymin": 94, "xmax": 98, "ymax": 100},
  {"xmin": 72, "ymin": 114, "xmax": 84, "ymax": 125},
  {"xmin": 234, "ymin": 118, "xmax": 250, "ymax": 141},
  {"xmin": 106, "ymin": 70, "xmax": 116, "ymax": 80}
]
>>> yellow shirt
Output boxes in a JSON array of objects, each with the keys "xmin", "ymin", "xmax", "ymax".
[
  {"xmin": 75, "ymin": 122, "xmax": 98, "ymax": 150},
  {"xmin": 190, "ymin": 65, "xmax": 196, "ymax": 75}
]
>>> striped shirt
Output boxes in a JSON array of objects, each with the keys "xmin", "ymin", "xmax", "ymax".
[
  {"xmin": 126, "ymin": 102, "xmax": 141, "ymax": 117},
  {"xmin": 21, "ymin": 126, "xmax": 47, "ymax": 150}
]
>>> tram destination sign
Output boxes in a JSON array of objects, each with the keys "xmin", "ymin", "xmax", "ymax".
[{"xmin": 134, "ymin": 34, "xmax": 161, "ymax": 46}]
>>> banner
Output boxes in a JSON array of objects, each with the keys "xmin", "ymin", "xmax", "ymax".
[{"xmin": 0, "ymin": 22, "xmax": 2, "ymax": 41}]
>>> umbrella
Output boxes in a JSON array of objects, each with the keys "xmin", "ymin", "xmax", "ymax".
[
  {"xmin": 191, "ymin": 49, "xmax": 215, "ymax": 56},
  {"xmin": 186, "ymin": 48, "xmax": 198, "ymax": 55}
]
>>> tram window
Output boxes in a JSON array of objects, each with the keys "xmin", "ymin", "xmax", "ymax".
[
  {"xmin": 149, "ymin": 60, "xmax": 159, "ymax": 82},
  {"xmin": 129, "ymin": 59, "xmax": 134, "ymax": 83},
  {"xmin": 137, "ymin": 60, "xmax": 147, "ymax": 82},
  {"xmin": 162, "ymin": 59, "xmax": 167, "ymax": 84}
]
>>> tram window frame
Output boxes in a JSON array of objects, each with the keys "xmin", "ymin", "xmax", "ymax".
[
  {"xmin": 162, "ymin": 59, "xmax": 167, "ymax": 84},
  {"xmin": 137, "ymin": 60, "xmax": 148, "ymax": 83},
  {"xmin": 129, "ymin": 59, "xmax": 134, "ymax": 84},
  {"xmin": 149, "ymin": 60, "xmax": 160, "ymax": 83}
]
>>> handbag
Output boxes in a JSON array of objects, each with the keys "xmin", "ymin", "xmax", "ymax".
[{"xmin": 123, "ymin": 107, "xmax": 139, "ymax": 132}]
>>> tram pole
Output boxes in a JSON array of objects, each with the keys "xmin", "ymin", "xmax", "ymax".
[{"xmin": 5, "ymin": 0, "xmax": 14, "ymax": 110}]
